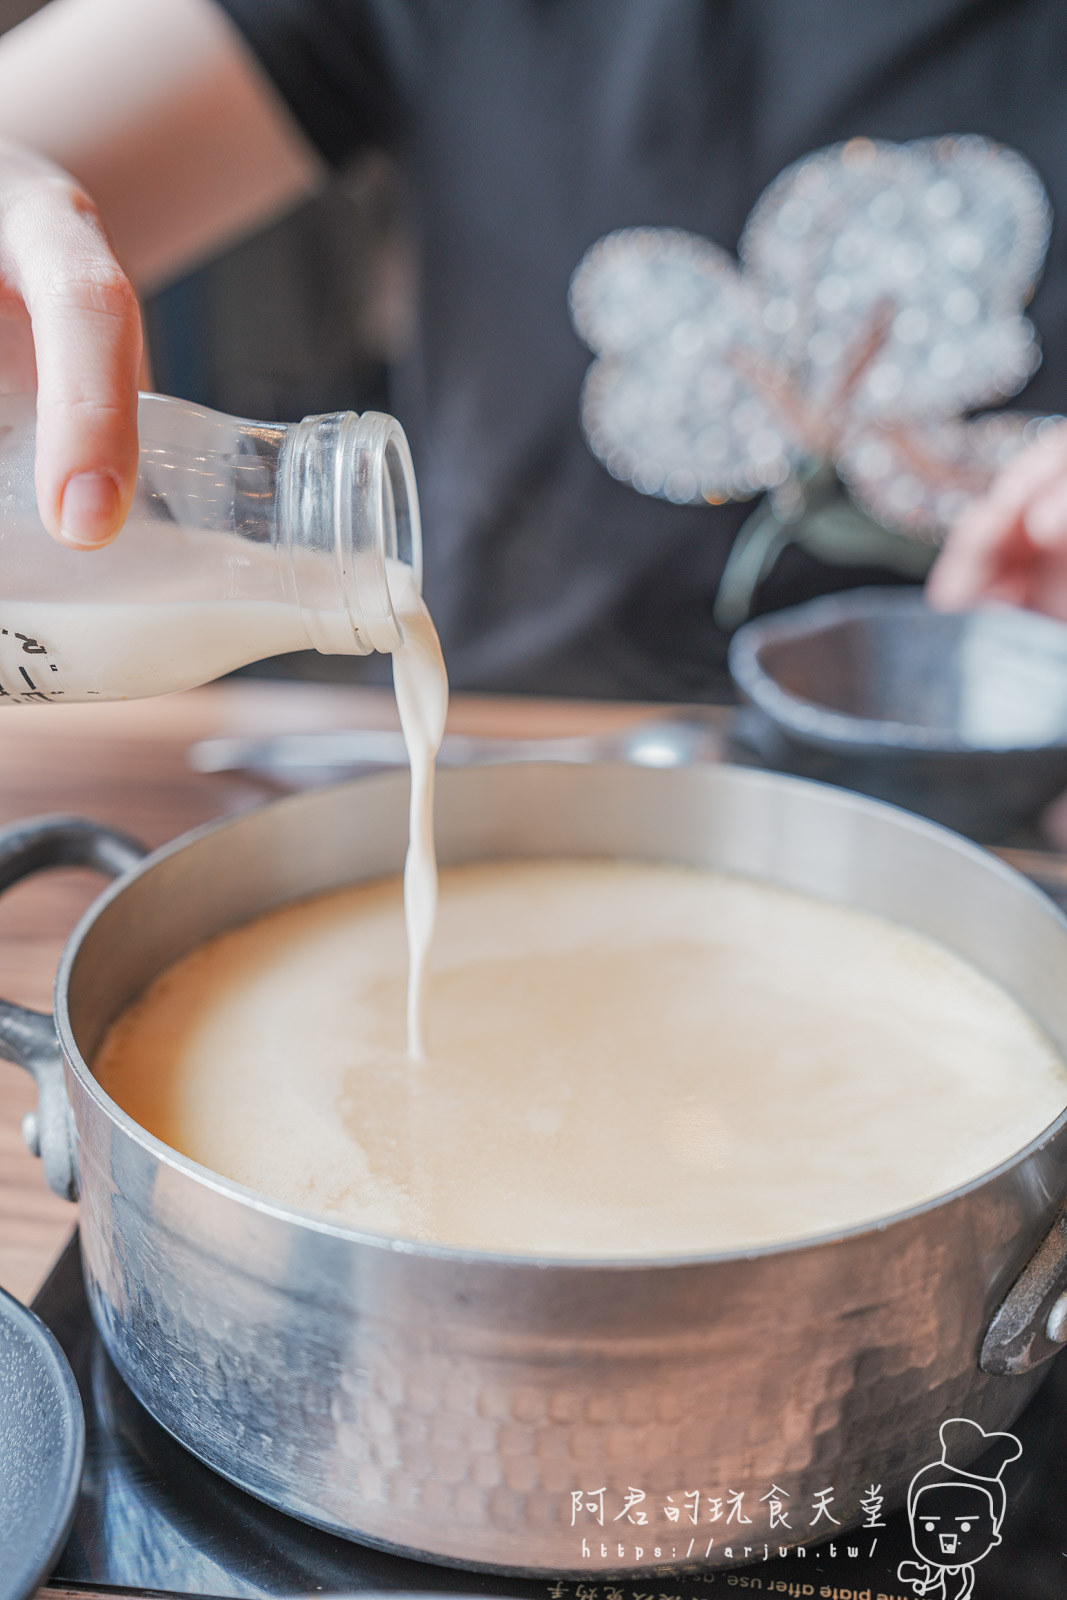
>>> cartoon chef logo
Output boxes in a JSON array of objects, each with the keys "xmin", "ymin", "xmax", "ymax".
[{"xmin": 897, "ymin": 1417, "xmax": 1021, "ymax": 1600}]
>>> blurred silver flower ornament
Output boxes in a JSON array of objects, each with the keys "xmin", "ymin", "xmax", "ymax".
[{"xmin": 569, "ymin": 135, "xmax": 1059, "ymax": 624}]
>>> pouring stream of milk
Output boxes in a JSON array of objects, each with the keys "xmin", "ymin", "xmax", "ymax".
[
  {"xmin": 1, "ymin": 550, "xmax": 447, "ymax": 1058},
  {"xmin": 386, "ymin": 560, "xmax": 449, "ymax": 1058}
]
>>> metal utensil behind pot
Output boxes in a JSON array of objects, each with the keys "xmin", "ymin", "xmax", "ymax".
[{"xmin": 2, "ymin": 764, "xmax": 1067, "ymax": 1575}]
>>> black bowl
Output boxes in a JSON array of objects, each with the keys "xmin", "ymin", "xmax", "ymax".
[{"xmin": 727, "ymin": 588, "xmax": 1067, "ymax": 840}]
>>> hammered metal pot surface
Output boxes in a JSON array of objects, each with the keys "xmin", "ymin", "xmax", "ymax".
[{"xmin": 25, "ymin": 766, "xmax": 1067, "ymax": 1572}]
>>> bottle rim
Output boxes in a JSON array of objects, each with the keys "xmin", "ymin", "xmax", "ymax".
[
  {"xmin": 344, "ymin": 410, "xmax": 423, "ymax": 653},
  {"xmin": 283, "ymin": 409, "xmax": 423, "ymax": 657}
]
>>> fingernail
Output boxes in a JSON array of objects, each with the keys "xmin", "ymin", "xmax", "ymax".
[{"xmin": 60, "ymin": 470, "xmax": 121, "ymax": 547}]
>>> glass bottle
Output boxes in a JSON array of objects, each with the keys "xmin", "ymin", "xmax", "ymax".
[{"xmin": 0, "ymin": 393, "xmax": 421, "ymax": 704}]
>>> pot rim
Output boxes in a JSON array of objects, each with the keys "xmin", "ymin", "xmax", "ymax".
[{"xmin": 55, "ymin": 763, "xmax": 1067, "ymax": 1274}]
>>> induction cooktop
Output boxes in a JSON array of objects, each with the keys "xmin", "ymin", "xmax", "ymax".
[{"xmin": 30, "ymin": 1233, "xmax": 1067, "ymax": 1600}]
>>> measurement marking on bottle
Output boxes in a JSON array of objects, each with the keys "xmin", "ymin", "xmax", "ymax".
[
  {"xmin": 50, "ymin": 663, "xmax": 58, "ymax": 671},
  {"xmin": 0, "ymin": 667, "xmax": 62, "ymax": 703}
]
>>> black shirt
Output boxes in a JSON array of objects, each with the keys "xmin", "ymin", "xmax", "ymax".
[{"xmin": 212, "ymin": 0, "xmax": 1067, "ymax": 699}]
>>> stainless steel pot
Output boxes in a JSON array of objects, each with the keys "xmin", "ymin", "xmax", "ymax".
[{"xmin": 3, "ymin": 763, "xmax": 1067, "ymax": 1576}]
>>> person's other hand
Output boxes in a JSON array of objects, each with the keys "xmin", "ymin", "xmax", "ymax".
[
  {"xmin": 0, "ymin": 137, "xmax": 142, "ymax": 549},
  {"xmin": 927, "ymin": 422, "xmax": 1067, "ymax": 620}
]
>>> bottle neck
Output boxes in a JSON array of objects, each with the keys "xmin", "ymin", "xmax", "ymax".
[{"xmin": 279, "ymin": 411, "xmax": 422, "ymax": 656}]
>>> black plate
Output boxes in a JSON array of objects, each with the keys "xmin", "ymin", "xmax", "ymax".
[{"xmin": 0, "ymin": 1277, "xmax": 85, "ymax": 1600}]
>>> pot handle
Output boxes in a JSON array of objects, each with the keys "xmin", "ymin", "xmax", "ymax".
[
  {"xmin": 980, "ymin": 1202, "xmax": 1067, "ymax": 1376},
  {"xmin": 0, "ymin": 816, "xmax": 148, "ymax": 1201}
]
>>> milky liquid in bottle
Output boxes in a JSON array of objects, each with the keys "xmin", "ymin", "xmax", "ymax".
[{"xmin": 0, "ymin": 552, "xmax": 450, "ymax": 1064}]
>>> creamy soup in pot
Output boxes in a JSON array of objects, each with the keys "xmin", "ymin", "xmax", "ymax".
[{"xmin": 93, "ymin": 857, "xmax": 1067, "ymax": 1257}]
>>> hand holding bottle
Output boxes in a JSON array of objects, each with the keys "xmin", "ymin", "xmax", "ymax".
[{"xmin": 0, "ymin": 0, "xmax": 321, "ymax": 554}]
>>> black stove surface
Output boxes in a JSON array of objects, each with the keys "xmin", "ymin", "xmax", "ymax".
[{"xmin": 32, "ymin": 1234, "xmax": 1067, "ymax": 1600}]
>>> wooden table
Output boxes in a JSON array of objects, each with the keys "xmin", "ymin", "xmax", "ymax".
[{"xmin": 0, "ymin": 680, "xmax": 671, "ymax": 1600}]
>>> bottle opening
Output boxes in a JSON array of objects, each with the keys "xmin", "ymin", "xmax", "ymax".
[
  {"xmin": 283, "ymin": 409, "xmax": 423, "ymax": 657},
  {"xmin": 350, "ymin": 413, "xmax": 423, "ymax": 654},
  {"xmin": 385, "ymin": 431, "xmax": 421, "ymax": 584}
]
